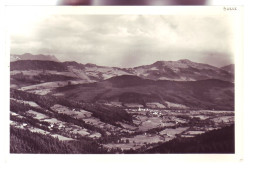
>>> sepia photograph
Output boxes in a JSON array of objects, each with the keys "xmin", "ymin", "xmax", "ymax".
[{"xmin": 6, "ymin": 6, "xmax": 242, "ymax": 154}]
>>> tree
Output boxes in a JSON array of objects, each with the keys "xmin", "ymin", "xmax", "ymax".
[{"xmin": 126, "ymin": 139, "xmax": 130, "ymax": 144}]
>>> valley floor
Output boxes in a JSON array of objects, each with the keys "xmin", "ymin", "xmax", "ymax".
[{"xmin": 10, "ymin": 94, "xmax": 234, "ymax": 153}]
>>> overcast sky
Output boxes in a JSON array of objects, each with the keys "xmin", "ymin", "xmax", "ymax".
[{"xmin": 9, "ymin": 12, "xmax": 236, "ymax": 67}]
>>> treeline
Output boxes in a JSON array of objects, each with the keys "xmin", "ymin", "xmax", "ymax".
[
  {"xmin": 10, "ymin": 126, "xmax": 107, "ymax": 154},
  {"xmin": 141, "ymin": 125, "xmax": 234, "ymax": 154},
  {"xmin": 11, "ymin": 72, "xmax": 76, "ymax": 86}
]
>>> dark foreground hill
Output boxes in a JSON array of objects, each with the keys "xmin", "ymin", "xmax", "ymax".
[
  {"xmin": 142, "ymin": 124, "xmax": 234, "ymax": 154},
  {"xmin": 54, "ymin": 75, "xmax": 234, "ymax": 110},
  {"xmin": 10, "ymin": 126, "xmax": 106, "ymax": 154}
]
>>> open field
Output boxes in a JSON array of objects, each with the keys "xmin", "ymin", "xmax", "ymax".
[
  {"xmin": 159, "ymin": 127, "xmax": 189, "ymax": 137},
  {"xmin": 51, "ymin": 104, "xmax": 92, "ymax": 118}
]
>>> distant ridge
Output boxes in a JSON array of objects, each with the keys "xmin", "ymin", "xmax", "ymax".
[
  {"xmin": 221, "ymin": 64, "xmax": 234, "ymax": 73},
  {"xmin": 133, "ymin": 59, "xmax": 234, "ymax": 82},
  {"xmin": 10, "ymin": 53, "xmax": 59, "ymax": 62},
  {"xmin": 10, "ymin": 54, "xmax": 234, "ymax": 82}
]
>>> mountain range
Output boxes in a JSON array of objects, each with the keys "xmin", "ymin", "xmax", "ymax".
[
  {"xmin": 10, "ymin": 53, "xmax": 234, "ymax": 83},
  {"xmin": 10, "ymin": 53, "xmax": 234, "ymax": 110}
]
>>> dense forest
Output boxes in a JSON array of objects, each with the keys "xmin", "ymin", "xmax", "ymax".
[{"xmin": 10, "ymin": 126, "xmax": 106, "ymax": 154}]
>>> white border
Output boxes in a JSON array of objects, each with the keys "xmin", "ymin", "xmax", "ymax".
[{"xmin": 1, "ymin": 5, "xmax": 245, "ymax": 172}]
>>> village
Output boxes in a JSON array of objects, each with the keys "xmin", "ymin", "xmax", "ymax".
[{"xmin": 101, "ymin": 107, "xmax": 234, "ymax": 151}]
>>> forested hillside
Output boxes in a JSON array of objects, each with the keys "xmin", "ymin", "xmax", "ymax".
[
  {"xmin": 143, "ymin": 125, "xmax": 234, "ymax": 153},
  {"xmin": 10, "ymin": 126, "xmax": 106, "ymax": 154}
]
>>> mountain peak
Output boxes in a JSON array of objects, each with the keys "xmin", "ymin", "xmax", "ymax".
[
  {"xmin": 22, "ymin": 53, "xmax": 32, "ymax": 56},
  {"xmin": 153, "ymin": 59, "xmax": 193, "ymax": 66},
  {"xmin": 153, "ymin": 61, "xmax": 167, "ymax": 65},
  {"xmin": 177, "ymin": 59, "xmax": 192, "ymax": 63},
  {"xmin": 85, "ymin": 63, "xmax": 98, "ymax": 67}
]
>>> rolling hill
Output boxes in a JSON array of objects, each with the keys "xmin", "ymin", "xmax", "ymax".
[
  {"xmin": 53, "ymin": 75, "xmax": 234, "ymax": 110},
  {"xmin": 10, "ymin": 54, "xmax": 234, "ymax": 110},
  {"xmin": 67, "ymin": 59, "xmax": 234, "ymax": 82}
]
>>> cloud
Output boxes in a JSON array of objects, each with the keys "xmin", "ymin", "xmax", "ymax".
[{"xmin": 10, "ymin": 14, "xmax": 235, "ymax": 67}]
